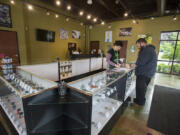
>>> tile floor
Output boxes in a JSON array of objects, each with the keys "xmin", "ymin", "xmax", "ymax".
[{"xmin": 110, "ymin": 73, "xmax": 180, "ymax": 135}]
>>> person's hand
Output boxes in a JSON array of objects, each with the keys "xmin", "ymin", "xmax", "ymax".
[
  {"xmin": 131, "ymin": 64, "xmax": 136, "ymax": 68},
  {"xmin": 115, "ymin": 64, "xmax": 120, "ymax": 68}
]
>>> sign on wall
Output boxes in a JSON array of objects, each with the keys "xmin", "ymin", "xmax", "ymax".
[
  {"xmin": 60, "ymin": 28, "xmax": 68, "ymax": 40},
  {"xmin": 105, "ymin": 31, "xmax": 112, "ymax": 42},
  {"xmin": 138, "ymin": 33, "xmax": 152, "ymax": 44},
  {"xmin": 119, "ymin": 27, "xmax": 132, "ymax": 36},
  {"xmin": 0, "ymin": 3, "xmax": 12, "ymax": 27},
  {"xmin": 72, "ymin": 30, "xmax": 81, "ymax": 39}
]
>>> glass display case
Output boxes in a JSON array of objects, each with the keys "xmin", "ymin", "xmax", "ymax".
[
  {"xmin": 0, "ymin": 68, "xmax": 92, "ymax": 135},
  {"xmin": 67, "ymin": 68, "xmax": 135, "ymax": 135}
]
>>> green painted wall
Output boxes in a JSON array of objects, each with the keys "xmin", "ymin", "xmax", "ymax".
[{"xmin": 89, "ymin": 15, "xmax": 180, "ymax": 63}]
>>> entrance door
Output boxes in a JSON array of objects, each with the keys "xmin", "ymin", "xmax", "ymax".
[
  {"xmin": 0, "ymin": 31, "xmax": 20, "ymax": 65},
  {"xmin": 90, "ymin": 41, "xmax": 99, "ymax": 54}
]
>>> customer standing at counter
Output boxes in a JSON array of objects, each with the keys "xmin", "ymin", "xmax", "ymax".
[
  {"xmin": 106, "ymin": 41, "xmax": 123, "ymax": 69},
  {"xmin": 133, "ymin": 38, "xmax": 157, "ymax": 106}
]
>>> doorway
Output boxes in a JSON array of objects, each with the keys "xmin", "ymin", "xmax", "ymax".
[
  {"xmin": 115, "ymin": 40, "xmax": 127, "ymax": 60},
  {"xmin": 157, "ymin": 31, "xmax": 180, "ymax": 75},
  {"xmin": 0, "ymin": 30, "xmax": 20, "ymax": 65},
  {"xmin": 90, "ymin": 41, "xmax": 99, "ymax": 54}
]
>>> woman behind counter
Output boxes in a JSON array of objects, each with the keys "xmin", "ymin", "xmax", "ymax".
[{"xmin": 106, "ymin": 41, "xmax": 123, "ymax": 69}]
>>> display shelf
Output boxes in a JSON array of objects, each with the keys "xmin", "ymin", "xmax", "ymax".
[
  {"xmin": 28, "ymin": 93, "xmax": 89, "ymax": 105},
  {"xmin": 91, "ymin": 97, "xmax": 122, "ymax": 135},
  {"xmin": 31, "ymin": 113, "xmax": 88, "ymax": 133},
  {"xmin": 68, "ymin": 69, "xmax": 129, "ymax": 95},
  {"xmin": 0, "ymin": 94, "xmax": 27, "ymax": 135}
]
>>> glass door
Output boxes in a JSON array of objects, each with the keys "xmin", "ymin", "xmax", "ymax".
[{"xmin": 157, "ymin": 31, "xmax": 180, "ymax": 75}]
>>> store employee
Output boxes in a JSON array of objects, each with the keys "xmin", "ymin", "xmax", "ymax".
[{"xmin": 106, "ymin": 41, "xmax": 123, "ymax": 69}]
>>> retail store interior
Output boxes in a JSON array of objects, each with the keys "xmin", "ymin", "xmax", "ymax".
[{"xmin": 0, "ymin": 0, "xmax": 180, "ymax": 135}]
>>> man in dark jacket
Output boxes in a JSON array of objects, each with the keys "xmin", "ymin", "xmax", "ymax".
[
  {"xmin": 133, "ymin": 38, "xmax": 157, "ymax": 106},
  {"xmin": 106, "ymin": 41, "xmax": 123, "ymax": 69}
]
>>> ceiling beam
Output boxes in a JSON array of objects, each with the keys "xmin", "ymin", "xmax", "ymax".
[
  {"xmin": 96, "ymin": 0, "xmax": 119, "ymax": 17},
  {"xmin": 157, "ymin": 0, "xmax": 166, "ymax": 16}
]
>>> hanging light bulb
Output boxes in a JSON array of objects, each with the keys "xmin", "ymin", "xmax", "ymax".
[
  {"xmin": 56, "ymin": 0, "xmax": 61, "ymax": 6},
  {"xmin": 79, "ymin": 11, "xmax": 84, "ymax": 16},
  {"xmin": 10, "ymin": 0, "xmax": 15, "ymax": 5},
  {"xmin": 87, "ymin": 14, "xmax": 91, "ymax": 20},
  {"xmin": 67, "ymin": 5, "xmax": 71, "ymax": 10},
  {"xmin": 27, "ymin": 4, "xmax": 33, "ymax": 11},
  {"xmin": 124, "ymin": 12, "xmax": 128, "ymax": 17},
  {"xmin": 87, "ymin": 0, "xmax": 93, "ymax": 5},
  {"xmin": 101, "ymin": 21, "xmax": 105, "ymax": 25},
  {"xmin": 55, "ymin": 14, "xmax": 59, "ymax": 18},
  {"xmin": 93, "ymin": 18, "xmax": 97, "ymax": 22}
]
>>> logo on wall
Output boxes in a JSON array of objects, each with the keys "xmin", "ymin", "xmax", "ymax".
[
  {"xmin": 72, "ymin": 30, "xmax": 81, "ymax": 39},
  {"xmin": 138, "ymin": 33, "xmax": 152, "ymax": 44},
  {"xmin": 119, "ymin": 27, "xmax": 132, "ymax": 36},
  {"xmin": 0, "ymin": 3, "xmax": 12, "ymax": 27},
  {"xmin": 60, "ymin": 28, "xmax": 68, "ymax": 40},
  {"xmin": 105, "ymin": 31, "xmax": 112, "ymax": 43}
]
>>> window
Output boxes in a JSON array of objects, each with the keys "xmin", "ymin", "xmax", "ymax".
[{"xmin": 157, "ymin": 31, "xmax": 180, "ymax": 75}]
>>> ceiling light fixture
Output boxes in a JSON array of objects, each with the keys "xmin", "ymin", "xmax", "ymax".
[
  {"xmin": 46, "ymin": 11, "xmax": 50, "ymax": 16},
  {"xmin": 115, "ymin": 0, "xmax": 120, "ymax": 4},
  {"xmin": 108, "ymin": 25, "xmax": 112, "ymax": 29},
  {"xmin": 89, "ymin": 25, "xmax": 93, "ymax": 29},
  {"xmin": 87, "ymin": 14, "xmax": 91, "ymax": 20},
  {"xmin": 10, "ymin": 0, "xmax": 15, "ymax": 5},
  {"xmin": 101, "ymin": 21, "xmax": 105, "ymax": 25},
  {"xmin": 124, "ymin": 12, "xmax": 128, "ymax": 17},
  {"xmin": 93, "ymin": 18, "xmax": 97, "ymax": 22},
  {"xmin": 67, "ymin": 5, "xmax": 71, "ymax": 10},
  {"xmin": 87, "ymin": 0, "xmax": 93, "ymax": 5},
  {"xmin": 27, "ymin": 5, "xmax": 33, "ymax": 10},
  {"xmin": 55, "ymin": 14, "xmax": 59, "ymax": 18},
  {"xmin": 79, "ymin": 11, "xmax": 84, "ymax": 16},
  {"xmin": 56, "ymin": 0, "xmax": 61, "ymax": 6}
]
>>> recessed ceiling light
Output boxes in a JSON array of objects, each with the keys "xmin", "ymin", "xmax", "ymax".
[
  {"xmin": 27, "ymin": 5, "xmax": 33, "ymax": 10},
  {"xmin": 79, "ymin": 11, "xmax": 84, "ymax": 16},
  {"xmin": 101, "ymin": 21, "xmax": 105, "ymax": 25},
  {"xmin": 55, "ymin": 14, "xmax": 59, "ymax": 18},
  {"xmin": 87, "ymin": 14, "xmax": 91, "ymax": 20},
  {"xmin": 56, "ymin": 0, "xmax": 61, "ymax": 6},
  {"xmin": 67, "ymin": 5, "xmax": 71, "ymax": 10},
  {"xmin": 10, "ymin": 0, "xmax": 15, "ymax": 5},
  {"xmin": 93, "ymin": 18, "xmax": 97, "ymax": 22},
  {"xmin": 124, "ymin": 12, "xmax": 128, "ymax": 17}
]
